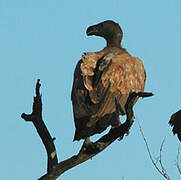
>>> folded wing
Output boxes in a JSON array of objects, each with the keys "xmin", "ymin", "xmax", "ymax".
[{"xmin": 71, "ymin": 49, "xmax": 146, "ymax": 140}]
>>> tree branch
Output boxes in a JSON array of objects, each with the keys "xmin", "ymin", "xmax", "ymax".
[
  {"xmin": 159, "ymin": 137, "xmax": 167, "ymax": 174},
  {"xmin": 176, "ymin": 144, "xmax": 181, "ymax": 175},
  {"xmin": 21, "ymin": 80, "xmax": 153, "ymax": 180},
  {"xmin": 38, "ymin": 92, "xmax": 153, "ymax": 180},
  {"xmin": 138, "ymin": 121, "xmax": 171, "ymax": 180},
  {"xmin": 21, "ymin": 79, "xmax": 58, "ymax": 173}
]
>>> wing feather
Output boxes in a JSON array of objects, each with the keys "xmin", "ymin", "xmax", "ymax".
[{"xmin": 71, "ymin": 49, "xmax": 146, "ymax": 135}]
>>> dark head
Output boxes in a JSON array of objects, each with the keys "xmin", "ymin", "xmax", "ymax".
[{"xmin": 86, "ymin": 20, "xmax": 123, "ymax": 47}]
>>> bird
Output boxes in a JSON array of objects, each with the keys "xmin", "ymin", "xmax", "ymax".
[
  {"xmin": 169, "ymin": 110, "xmax": 181, "ymax": 141},
  {"xmin": 71, "ymin": 20, "xmax": 146, "ymax": 141}
]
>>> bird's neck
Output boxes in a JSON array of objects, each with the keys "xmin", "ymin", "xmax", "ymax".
[
  {"xmin": 106, "ymin": 36, "xmax": 122, "ymax": 48},
  {"xmin": 103, "ymin": 44, "xmax": 127, "ymax": 54},
  {"xmin": 107, "ymin": 42, "xmax": 121, "ymax": 48}
]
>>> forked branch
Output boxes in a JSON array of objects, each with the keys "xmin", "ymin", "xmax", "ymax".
[
  {"xmin": 21, "ymin": 79, "xmax": 58, "ymax": 173},
  {"xmin": 138, "ymin": 121, "xmax": 171, "ymax": 180}
]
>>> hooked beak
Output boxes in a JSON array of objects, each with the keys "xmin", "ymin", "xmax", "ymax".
[{"xmin": 86, "ymin": 25, "xmax": 99, "ymax": 36}]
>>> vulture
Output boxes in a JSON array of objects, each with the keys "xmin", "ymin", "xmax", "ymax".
[
  {"xmin": 169, "ymin": 110, "xmax": 181, "ymax": 141},
  {"xmin": 71, "ymin": 20, "xmax": 146, "ymax": 141}
]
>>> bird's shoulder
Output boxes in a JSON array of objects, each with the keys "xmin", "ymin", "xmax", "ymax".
[
  {"xmin": 101, "ymin": 51, "xmax": 146, "ymax": 94},
  {"xmin": 79, "ymin": 47, "xmax": 125, "ymax": 77}
]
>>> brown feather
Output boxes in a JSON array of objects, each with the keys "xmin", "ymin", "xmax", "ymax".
[
  {"xmin": 71, "ymin": 47, "xmax": 146, "ymax": 140},
  {"xmin": 71, "ymin": 20, "xmax": 146, "ymax": 141}
]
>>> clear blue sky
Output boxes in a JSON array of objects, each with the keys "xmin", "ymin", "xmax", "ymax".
[{"xmin": 1, "ymin": 0, "xmax": 181, "ymax": 179}]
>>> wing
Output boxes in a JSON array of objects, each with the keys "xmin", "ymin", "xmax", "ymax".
[
  {"xmin": 99, "ymin": 53, "xmax": 146, "ymax": 116},
  {"xmin": 71, "ymin": 50, "xmax": 146, "ymax": 139},
  {"xmin": 80, "ymin": 51, "xmax": 146, "ymax": 118},
  {"xmin": 71, "ymin": 60, "xmax": 89, "ymax": 121},
  {"xmin": 71, "ymin": 51, "xmax": 113, "ymax": 131},
  {"xmin": 71, "ymin": 56, "xmax": 103, "ymax": 130}
]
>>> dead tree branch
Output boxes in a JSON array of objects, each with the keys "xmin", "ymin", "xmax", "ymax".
[
  {"xmin": 39, "ymin": 92, "xmax": 153, "ymax": 180},
  {"xmin": 21, "ymin": 80, "xmax": 153, "ymax": 180},
  {"xmin": 21, "ymin": 79, "xmax": 58, "ymax": 173},
  {"xmin": 138, "ymin": 121, "xmax": 171, "ymax": 180}
]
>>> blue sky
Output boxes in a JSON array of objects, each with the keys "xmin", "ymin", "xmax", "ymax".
[{"xmin": 1, "ymin": 0, "xmax": 181, "ymax": 179}]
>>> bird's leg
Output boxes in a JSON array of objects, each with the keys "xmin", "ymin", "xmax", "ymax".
[
  {"xmin": 82, "ymin": 137, "xmax": 100, "ymax": 154},
  {"xmin": 82, "ymin": 137, "xmax": 93, "ymax": 151},
  {"xmin": 84, "ymin": 137, "xmax": 92, "ymax": 146}
]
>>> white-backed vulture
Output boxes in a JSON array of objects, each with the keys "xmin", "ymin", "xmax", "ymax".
[{"xmin": 71, "ymin": 20, "xmax": 146, "ymax": 141}]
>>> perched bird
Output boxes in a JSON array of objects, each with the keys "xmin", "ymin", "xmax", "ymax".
[
  {"xmin": 169, "ymin": 110, "xmax": 181, "ymax": 141},
  {"xmin": 71, "ymin": 20, "xmax": 146, "ymax": 141}
]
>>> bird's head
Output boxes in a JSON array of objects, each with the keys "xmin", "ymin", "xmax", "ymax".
[{"xmin": 86, "ymin": 20, "xmax": 123, "ymax": 47}]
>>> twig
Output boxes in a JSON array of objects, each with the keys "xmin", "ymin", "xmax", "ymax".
[
  {"xmin": 176, "ymin": 144, "xmax": 181, "ymax": 175},
  {"xmin": 159, "ymin": 137, "xmax": 167, "ymax": 174},
  {"xmin": 21, "ymin": 79, "xmax": 58, "ymax": 173},
  {"xmin": 138, "ymin": 121, "xmax": 171, "ymax": 180}
]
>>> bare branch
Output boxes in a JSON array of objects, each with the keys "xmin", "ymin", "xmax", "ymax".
[
  {"xmin": 22, "ymin": 79, "xmax": 153, "ymax": 180},
  {"xmin": 21, "ymin": 79, "xmax": 58, "ymax": 173},
  {"xmin": 38, "ymin": 92, "xmax": 153, "ymax": 180},
  {"xmin": 176, "ymin": 144, "xmax": 181, "ymax": 175},
  {"xmin": 159, "ymin": 137, "xmax": 167, "ymax": 174},
  {"xmin": 138, "ymin": 121, "xmax": 171, "ymax": 180}
]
